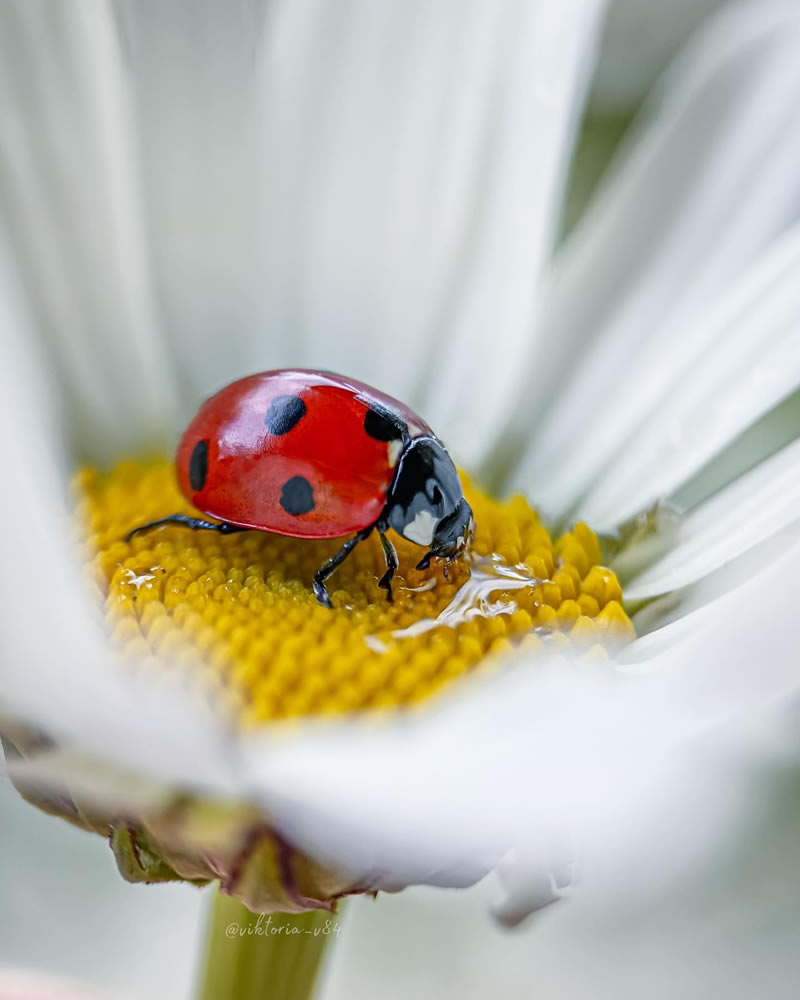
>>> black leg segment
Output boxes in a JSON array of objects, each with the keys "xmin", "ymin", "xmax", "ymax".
[
  {"xmin": 312, "ymin": 526, "xmax": 374, "ymax": 608},
  {"xmin": 416, "ymin": 551, "xmax": 433, "ymax": 571},
  {"xmin": 124, "ymin": 514, "xmax": 249, "ymax": 543},
  {"xmin": 377, "ymin": 530, "xmax": 398, "ymax": 602}
]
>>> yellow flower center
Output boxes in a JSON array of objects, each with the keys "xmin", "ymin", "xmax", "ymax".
[{"xmin": 75, "ymin": 459, "xmax": 633, "ymax": 727}]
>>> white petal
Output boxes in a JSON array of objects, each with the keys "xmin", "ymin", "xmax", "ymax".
[
  {"xmin": 0, "ymin": 3, "xmax": 177, "ymax": 458},
  {"xmin": 244, "ymin": 540, "xmax": 800, "ymax": 908},
  {"xmin": 670, "ymin": 387, "xmax": 800, "ymax": 511},
  {"xmin": 0, "ymin": 246, "xmax": 236, "ymax": 794},
  {"xmin": 619, "ymin": 536, "xmax": 800, "ymax": 723},
  {"xmin": 116, "ymin": 0, "xmax": 603, "ymax": 457},
  {"xmin": 503, "ymin": 2, "xmax": 800, "ymax": 518},
  {"xmin": 626, "ymin": 435, "xmax": 800, "ymax": 600},
  {"xmin": 323, "ymin": 820, "xmax": 800, "ymax": 1000},
  {"xmin": 5, "ymin": 750, "xmax": 175, "ymax": 816},
  {"xmin": 414, "ymin": 0, "xmax": 604, "ymax": 464},
  {"xmin": 115, "ymin": 0, "xmax": 275, "ymax": 412},
  {"xmin": 579, "ymin": 224, "xmax": 800, "ymax": 527},
  {"xmin": 591, "ymin": 0, "xmax": 733, "ymax": 112},
  {"xmin": 3, "ymin": 1, "xmax": 602, "ymax": 463}
]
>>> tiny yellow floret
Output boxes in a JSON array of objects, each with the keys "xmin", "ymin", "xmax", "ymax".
[{"xmin": 76, "ymin": 460, "xmax": 633, "ymax": 726}]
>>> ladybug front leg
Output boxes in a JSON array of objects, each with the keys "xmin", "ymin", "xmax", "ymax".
[
  {"xmin": 312, "ymin": 526, "xmax": 374, "ymax": 608},
  {"xmin": 377, "ymin": 530, "xmax": 398, "ymax": 602},
  {"xmin": 124, "ymin": 514, "xmax": 249, "ymax": 542}
]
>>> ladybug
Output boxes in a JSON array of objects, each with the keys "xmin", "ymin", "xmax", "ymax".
[{"xmin": 126, "ymin": 370, "xmax": 474, "ymax": 607}]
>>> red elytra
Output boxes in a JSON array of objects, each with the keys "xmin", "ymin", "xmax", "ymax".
[
  {"xmin": 127, "ymin": 369, "xmax": 473, "ymax": 607},
  {"xmin": 176, "ymin": 370, "xmax": 431, "ymax": 537}
]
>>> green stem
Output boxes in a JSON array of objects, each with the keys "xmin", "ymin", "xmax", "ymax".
[{"xmin": 196, "ymin": 890, "xmax": 339, "ymax": 1000}]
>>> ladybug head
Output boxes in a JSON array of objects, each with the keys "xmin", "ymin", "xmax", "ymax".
[{"xmin": 384, "ymin": 436, "xmax": 474, "ymax": 566}]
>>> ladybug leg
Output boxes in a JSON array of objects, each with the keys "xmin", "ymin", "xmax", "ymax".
[
  {"xmin": 312, "ymin": 526, "xmax": 374, "ymax": 608},
  {"xmin": 416, "ymin": 551, "xmax": 433, "ymax": 571},
  {"xmin": 124, "ymin": 514, "xmax": 248, "ymax": 543},
  {"xmin": 377, "ymin": 530, "xmax": 398, "ymax": 602}
]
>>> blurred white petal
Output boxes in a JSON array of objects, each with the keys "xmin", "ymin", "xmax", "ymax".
[
  {"xmin": 591, "ymin": 0, "xmax": 733, "ymax": 111},
  {"xmin": 115, "ymin": 0, "xmax": 274, "ymax": 416},
  {"xmin": 40, "ymin": 1, "xmax": 604, "ymax": 464},
  {"xmin": 501, "ymin": 785, "xmax": 800, "ymax": 1000},
  {"xmin": 241, "ymin": 539, "xmax": 800, "ymax": 910},
  {"xmin": 0, "ymin": 241, "xmax": 236, "ymax": 792},
  {"xmin": 320, "ymin": 852, "xmax": 800, "ymax": 1000},
  {"xmin": 626, "ymin": 435, "xmax": 800, "ymax": 600},
  {"xmin": 5, "ymin": 750, "xmax": 178, "ymax": 817},
  {"xmin": 0, "ymin": 2, "xmax": 177, "ymax": 457},
  {"xmin": 504, "ymin": 0, "xmax": 800, "ymax": 518},
  {"xmin": 416, "ymin": 0, "xmax": 604, "ymax": 464}
]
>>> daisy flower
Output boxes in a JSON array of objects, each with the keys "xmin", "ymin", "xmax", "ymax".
[{"xmin": 2, "ymin": 1, "xmax": 800, "ymax": 998}]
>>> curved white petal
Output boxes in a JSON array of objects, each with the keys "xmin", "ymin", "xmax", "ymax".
[
  {"xmin": 579, "ymin": 224, "xmax": 800, "ymax": 527},
  {"xmin": 620, "ymin": 535, "xmax": 800, "ymax": 719},
  {"xmin": 0, "ymin": 3, "xmax": 177, "ymax": 458},
  {"xmin": 503, "ymin": 1, "xmax": 800, "ymax": 518},
  {"xmin": 255, "ymin": 0, "xmax": 600, "ymax": 455},
  {"xmin": 622, "ymin": 557, "xmax": 783, "ymax": 667},
  {"xmin": 670, "ymin": 387, "xmax": 800, "ymax": 511},
  {"xmin": 415, "ymin": 0, "xmax": 604, "ymax": 464},
  {"xmin": 324, "ymin": 856, "xmax": 800, "ymax": 1000},
  {"xmin": 243, "ymin": 541, "xmax": 800, "ymax": 911},
  {"xmin": 114, "ymin": 0, "xmax": 275, "ymax": 416},
  {"xmin": 626, "ymin": 436, "xmax": 800, "ymax": 600},
  {"xmin": 0, "ymin": 242, "xmax": 236, "ymax": 792}
]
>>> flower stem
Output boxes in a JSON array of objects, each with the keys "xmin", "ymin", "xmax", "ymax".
[{"xmin": 196, "ymin": 890, "xmax": 338, "ymax": 1000}]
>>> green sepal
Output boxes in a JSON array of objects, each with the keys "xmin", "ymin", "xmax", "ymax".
[{"xmin": 111, "ymin": 824, "xmax": 210, "ymax": 886}]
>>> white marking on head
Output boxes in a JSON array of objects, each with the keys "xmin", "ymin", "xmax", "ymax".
[
  {"xmin": 404, "ymin": 509, "xmax": 437, "ymax": 546},
  {"xmin": 387, "ymin": 439, "xmax": 403, "ymax": 467}
]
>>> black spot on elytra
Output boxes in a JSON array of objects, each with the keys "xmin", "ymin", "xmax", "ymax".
[
  {"xmin": 189, "ymin": 439, "xmax": 209, "ymax": 491},
  {"xmin": 265, "ymin": 394, "xmax": 306, "ymax": 435},
  {"xmin": 280, "ymin": 475, "xmax": 315, "ymax": 516},
  {"xmin": 364, "ymin": 405, "xmax": 405, "ymax": 442}
]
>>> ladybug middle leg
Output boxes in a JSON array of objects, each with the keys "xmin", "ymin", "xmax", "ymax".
[
  {"xmin": 377, "ymin": 529, "xmax": 398, "ymax": 602},
  {"xmin": 312, "ymin": 526, "xmax": 374, "ymax": 608},
  {"xmin": 312, "ymin": 524, "xmax": 400, "ymax": 608},
  {"xmin": 124, "ymin": 514, "xmax": 249, "ymax": 543}
]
